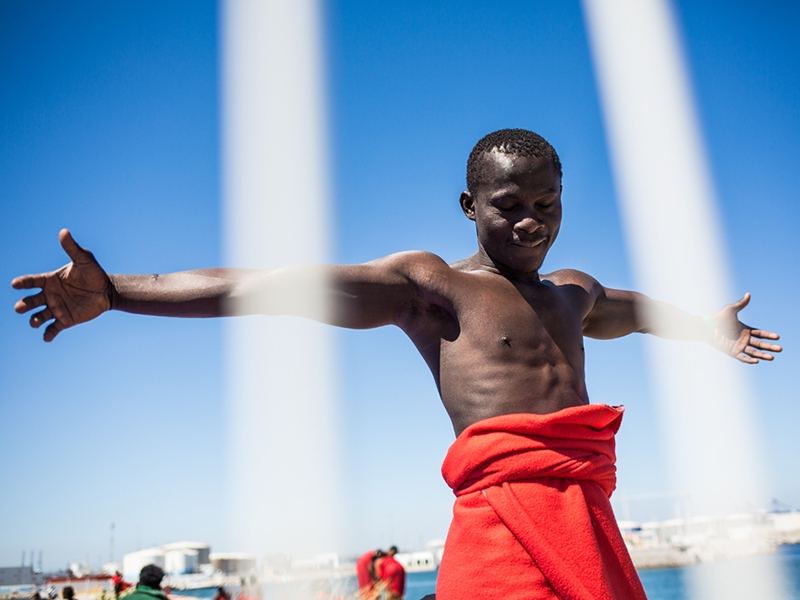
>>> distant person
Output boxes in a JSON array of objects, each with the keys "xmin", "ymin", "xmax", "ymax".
[
  {"xmin": 32, "ymin": 591, "xmax": 43, "ymax": 600},
  {"xmin": 212, "ymin": 587, "xmax": 230, "ymax": 600},
  {"xmin": 376, "ymin": 547, "xmax": 405, "ymax": 600},
  {"xmin": 355, "ymin": 549, "xmax": 384, "ymax": 600},
  {"xmin": 62, "ymin": 587, "xmax": 75, "ymax": 600},
  {"xmin": 123, "ymin": 565, "xmax": 168, "ymax": 600},
  {"xmin": 112, "ymin": 572, "xmax": 131, "ymax": 600},
  {"xmin": 14, "ymin": 129, "xmax": 782, "ymax": 599}
]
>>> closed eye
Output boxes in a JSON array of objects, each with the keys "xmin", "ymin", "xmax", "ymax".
[
  {"xmin": 491, "ymin": 197, "xmax": 517, "ymax": 211},
  {"xmin": 536, "ymin": 195, "xmax": 560, "ymax": 210}
]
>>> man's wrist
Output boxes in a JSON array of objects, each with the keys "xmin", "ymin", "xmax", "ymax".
[{"xmin": 106, "ymin": 275, "xmax": 119, "ymax": 311}]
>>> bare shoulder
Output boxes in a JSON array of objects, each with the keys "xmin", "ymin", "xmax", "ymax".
[
  {"xmin": 357, "ymin": 251, "xmax": 459, "ymax": 302},
  {"xmin": 541, "ymin": 269, "xmax": 607, "ymax": 320},
  {"xmin": 368, "ymin": 250, "xmax": 453, "ymax": 281},
  {"xmin": 378, "ymin": 249, "xmax": 451, "ymax": 269},
  {"xmin": 541, "ymin": 268, "xmax": 602, "ymax": 294},
  {"xmin": 326, "ymin": 251, "xmax": 457, "ymax": 332},
  {"xmin": 368, "ymin": 251, "xmax": 459, "ymax": 337}
]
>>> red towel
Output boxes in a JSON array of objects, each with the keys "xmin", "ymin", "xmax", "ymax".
[{"xmin": 436, "ymin": 404, "xmax": 647, "ymax": 600}]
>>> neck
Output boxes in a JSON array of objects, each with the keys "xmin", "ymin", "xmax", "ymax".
[{"xmin": 470, "ymin": 249, "xmax": 542, "ymax": 282}]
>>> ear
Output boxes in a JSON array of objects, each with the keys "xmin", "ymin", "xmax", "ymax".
[{"xmin": 459, "ymin": 191, "xmax": 476, "ymax": 221}]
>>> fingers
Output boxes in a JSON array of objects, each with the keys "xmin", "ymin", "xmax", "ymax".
[
  {"xmin": 744, "ymin": 346, "xmax": 775, "ymax": 361},
  {"xmin": 14, "ymin": 291, "xmax": 46, "ymax": 314},
  {"xmin": 11, "ymin": 274, "xmax": 48, "ymax": 290},
  {"xmin": 750, "ymin": 329, "xmax": 780, "ymax": 341},
  {"xmin": 735, "ymin": 352, "xmax": 759, "ymax": 365},
  {"xmin": 749, "ymin": 336, "xmax": 782, "ymax": 353},
  {"xmin": 731, "ymin": 292, "xmax": 751, "ymax": 313},
  {"xmin": 43, "ymin": 320, "xmax": 65, "ymax": 343},
  {"xmin": 30, "ymin": 307, "xmax": 53, "ymax": 329},
  {"xmin": 737, "ymin": 334, "xmax": 782, "ymax": 363},
  {"xmin": 59, "ymin": 229, "xmax": 91, "ymax": 264}
]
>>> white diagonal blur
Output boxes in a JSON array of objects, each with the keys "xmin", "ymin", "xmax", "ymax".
[
  {"xmin": 582, "ymin": 0, "xmax": 787, "ymax": 597},
  {"xmin": 220, "ymin": 0, "xmax": 341, "ymax": 562}
]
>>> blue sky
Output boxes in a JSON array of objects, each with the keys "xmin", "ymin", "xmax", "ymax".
[{"xmin": 1, "ymin": 0, "xmax": 798, "ymax": 570}]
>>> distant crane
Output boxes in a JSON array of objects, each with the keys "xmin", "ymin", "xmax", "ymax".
[{"xmin": 110, "ymin": 522, "xmax": 115, "ymax": 564}]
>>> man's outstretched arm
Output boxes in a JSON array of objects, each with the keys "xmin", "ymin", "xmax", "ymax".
[
  {"xmin": 11, "ymin": 230, "xmax": 250, "ymax": 341},
  {"xmin": 12, "ymin": 229, "xmax": 430, "ymax": 342},
  {"xmin": 580, "ymin": 278, "xmax": 782, "ymax": 364}
]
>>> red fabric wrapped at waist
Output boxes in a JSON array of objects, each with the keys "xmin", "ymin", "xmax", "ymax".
[{"xmin": 436, "ymin": 404, "xmax": 647, "ymax": 600}]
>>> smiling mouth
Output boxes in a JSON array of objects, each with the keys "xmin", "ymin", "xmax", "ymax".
[{"xmin": 511, "ymin": 238, "xmax": 546, "ymax": 248}]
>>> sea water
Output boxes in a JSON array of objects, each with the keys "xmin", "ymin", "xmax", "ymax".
[
  {"xmin": 180, "ymin": 544, "xmax": 800, "ymax": 600},
  {"xmin": 637, "ymin": 544, "xmax": 800, "ymax": 600},
  {"xmin": 396, "ymin": 546, "xmax": 800, "ymax": 599}
]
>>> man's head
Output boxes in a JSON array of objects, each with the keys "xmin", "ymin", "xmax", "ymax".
[
  {"xmin": 138, "ymin": 565, "xmax": 165, "ymax": 590},
  {"xmin": 387, "ymin": 546, "xmax": 398, "ymax": 556},
  {"xmin": 461, "ymin": 129, "xmax": 563, "ymax": 276},
  {"xmin": 62, "ymin": 587, "xmax": 74, "ymax": 600},
  {"xmin": 466, "ymin": 129, "xmax": 561, "ymax": 194}
]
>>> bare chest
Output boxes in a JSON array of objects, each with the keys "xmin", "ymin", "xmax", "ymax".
[
  {"xmin": 450, "ymin": 279, "xmax": 584, "ymax": 361},
  {"xmin": 425, "ymin": 276, "xmax": 591, "ymax": 433}
]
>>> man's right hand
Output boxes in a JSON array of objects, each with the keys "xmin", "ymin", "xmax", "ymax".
[{"xmin": 12, "ymin": 229, "xmax": 112, "ymax": 342}]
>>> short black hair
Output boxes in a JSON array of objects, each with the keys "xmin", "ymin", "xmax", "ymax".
[
  {"xmin": 138, "ymin": 564, "xmax": 165, "ymax": 589},
  {"xmin": 62, "ymin": 587, "xmax": 74, "ymax": 600},
  {"xmin": 466, "ymin": 128, "xmax": 562, "ymax": 193}
]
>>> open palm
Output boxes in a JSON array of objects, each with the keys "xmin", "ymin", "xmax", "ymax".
[
  {"xmin": 709, "ymin": 293, "xmax": 782, "ymax": 364},
  {"xmin": 12, "ymin": 229, "xmax": 111, "ymax": 342}
]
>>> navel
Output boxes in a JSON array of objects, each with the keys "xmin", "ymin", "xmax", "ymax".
[{"xmin": 499, "ymin": 334, "xmax": 512, "ymax": 347}]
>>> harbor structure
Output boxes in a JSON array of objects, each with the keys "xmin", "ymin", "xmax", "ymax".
[
  {"xmin": 621, "ymin": 510, "xmax": 800, "ymax": 569},
  {"xmin": 122, "ymin": 542, "xmax": 211, "ymax": 580},
  {"xmin": 208, "ymin": 553, "xmax": 256, "ymax": 576}
]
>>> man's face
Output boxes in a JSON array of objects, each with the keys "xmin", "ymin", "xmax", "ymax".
[{"xmin": 461, "ymin": 150, "xmax": 562, "ymax": 276}]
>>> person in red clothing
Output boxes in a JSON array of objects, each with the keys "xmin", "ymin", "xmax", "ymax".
[
  {"xmin": 112, "ymin": 572, "xmax": 131, "ymax": 600},
  {"xmin": 355, "ymin": 550, "xmax": 384, "ymax": 600},
  {"xmin": 376, "ymin": 546, "xmax": 405, "ymax": 600}
]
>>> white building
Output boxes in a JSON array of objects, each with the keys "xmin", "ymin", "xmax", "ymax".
[
  {"xmin": 209, "ymin": 553, "xmax": 256, "ymax": 575},
  {"xmin": 123, "ymin": 549, "xmax": 166, "ymax": 581},
  {"xmin": 394, "ymin": 551, "xmax": 436, "ymax": 573},
  {"xmin": 164, "ymin": 549, "xmax": 198, "ymax": 576},
  {"xmin": 162, "ymin": 542, "xmax": 210, "ymax": 566},
  {"xmin": 122, "ymin": 542, "xmax": 211, "ymax": 580}
]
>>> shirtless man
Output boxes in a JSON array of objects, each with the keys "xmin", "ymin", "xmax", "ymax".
[{"xmin": 13, "ymin": 129, "xmax": 781, "ymax": 599}]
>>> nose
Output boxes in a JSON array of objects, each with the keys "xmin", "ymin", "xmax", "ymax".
[{"xmin": 513, "ymin": 216, "xmax": 542, "ymax": 234}]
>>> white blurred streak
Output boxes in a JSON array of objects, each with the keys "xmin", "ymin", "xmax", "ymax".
[
  {"xmin": 220, "ymin": 0, "xmax": 341, "ymax": 560},
  {"xmin": 582, "ymin": 0, "xmax": 787, "ymax": 597}
]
